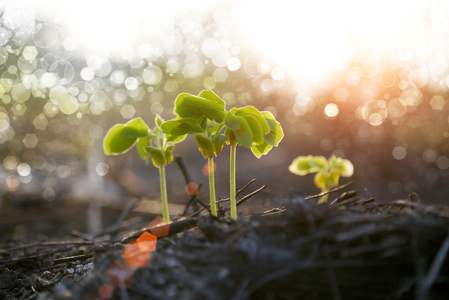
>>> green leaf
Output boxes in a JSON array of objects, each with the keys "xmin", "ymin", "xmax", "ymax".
[
  {"xmin": 225, "ymin": 111, "xmax": 241, "ymax": 130},
  {"xmin": 261, "ymin": 111, "xmax": 284, "ymax": 146},
  {"xmin": 206, "ymin": 120, "xmax": 222, "ymax": 134},
  {"xmin": 250, "ymin": 141, "xmax": 273, "ymax": 158},
  {"xmin": 198, "ymin": 116, "xmax": 207, "ymax": 130},
  {"xmin": 198, "ymin": 90, "xmax": 225, "ymax": 111},
  {"xmin": 174, "ymin": 93, "xmax": 226, "ymax": 122},
  {"xmin": 234, "ymin": 116, "xmax": 253, "ymax": 148},
  {"xmin": 308, "ymin": 155, "xmax": 329, "ymax": 171},
  {"xmin": 329, "ymin": 170, "xmax": 340, "ymax": 187},
  {"xmin": 242, "ymin": 115, "xmax": 264, "ymax": 145},
  {"xmin": 261, "ymin": 111, "xmax": 277, "ymax": 131},
  {"xmin": 103, "ymin": 124, "xmax": 137, "ymax": 155},
  {"xmin": 164, "ymin": 145, "xmax": 174, "ymax": 165},
  {"xmin": 235, "ymin": 106, "xmax": 270, "ymax": 134},
  {"xmin": 120, "ymin": 118, "xmax": 149, "ymax": 138},
  {"xmin": 314, "ymin": 171, "xmax": 329, "ymax": 191},
  {"xmin": 136, "ymin": 137, "xmax": 150, "ymax": 164},
  {"xmin": 145, "ymin": 146, "xmax": 165, "ymax": 168},
  {"xmin": 166, "ymin": 134, "xmax": 187, "ymax": 143},
  {"xmin": 329, "ymin": 155, "xmax": 354, "ymax": 177},
  {"xmin": 161, "ymin": 118, "xmax": 203, "ymax": 135},
  {"xmin": 194, "ymin": 134, "xmax": 215, "ymax": 158},
  {"xmin": 155, "ymin": 115, "xmax": 164, "ymax": 127},
  {"xmin": 288, "ymin": 155, "xmax": 328, "ymax": 175},
  {"xmin": 225, "ymin": 128, "xmax": 238, "ymax": 146},
  {"xmin": 213, "ymin": 134, "xmax": 227, "ymax": 156}
]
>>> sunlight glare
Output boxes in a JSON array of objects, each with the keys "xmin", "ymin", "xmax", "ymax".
[
  {"xmin": 35, "ymin": 0, "xmax": 221, "ymax": 56},
  {"xmin": 234, "ymin": 0, "xmax": 427, "ymax": 82}
]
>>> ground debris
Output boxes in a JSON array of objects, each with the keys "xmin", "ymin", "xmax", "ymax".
[{"xmin": 1, "ymin": 191, "xmax": 449, "ymax": 299}]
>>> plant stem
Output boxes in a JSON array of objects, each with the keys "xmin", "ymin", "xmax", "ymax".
[
  {"xmin": 208, "ymin": 157, "xmax": 217, "ymax": 216},
  {"xmin": 230, "ymin": 145, "xmax": 237, "ymax": 220},
  {"xmin": 318, "ymin": 193, "xmax": 329, "ymax": 204},
  {"xmin": 159, "ymin": 164, "xmax": 170, "ymax": 222}
]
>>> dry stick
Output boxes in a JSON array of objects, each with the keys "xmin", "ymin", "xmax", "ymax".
[
  {"xmin": 93, "ymin": 217, "xmax": 143, "ymax": 238},
  {"xmin": 236, "ymin": 178, "xmax": 256, "ymax": 198},
  {"xmin": 191, "ymin": 179, "xmax": 262, "ymax": 217},
  {"xmin": 304, "ymin": 181, "xmax": 353, "ymax": 200},
  {"xmin": 216, "ymin": 179, "xmax": 257, "ymax": 203},
  {"xmin": 120, "ymin": 218, "xmax": 198, "ymax": 243},
  {"xmin": 113, "ymin": 197, "xmax": 143, "ymax": 228},
  {"xmin": 0, "ymin": 241, "xmax": 93, "ymax": 253},
  {"xmin": 189, "ymin": 201, "xmax": 210, "ymax": 218},
  {"xmin": 175, "ymin": 155, "xmax": 193, "ymax": 183},
  {"xmin": 175, "ymin": 155, "xmax": 202, "ymax": 215},
  {"xmin": 71, "ymin": 230, "xmax": 95, "ymax": 242},
  {"xmin": 181, "ymin": 184, "xmax": 203, "ymax": 216},
  {"xmin": 74, "ymin": 199, "xmax": 144, "ymax": 241},
  {"xmin": 236, "ymin": 185, "xmax": 266, "ymax": 207},
  {"xmin": 53, "ymin": 253, "xmax": 95, "ymax": 264}
]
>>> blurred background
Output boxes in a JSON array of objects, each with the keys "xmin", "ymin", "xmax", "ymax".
[{"xmin": 0, "ymin": 0, "xmax": 448, "ymax": 222}]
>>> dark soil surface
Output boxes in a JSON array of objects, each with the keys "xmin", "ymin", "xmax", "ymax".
[{"xmin": 1, "ymin": 190, "xmax": 449, "ymax": 300}]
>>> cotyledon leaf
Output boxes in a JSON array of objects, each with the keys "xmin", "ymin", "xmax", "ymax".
[
  {"xmin": 161, "ymin": 118, "xmax": 203, "ymax": 135},
  {"xmin": 104, "ymin": 124, "xmax": 138, "ymax": 155},
  {"xmin": 120, "ymin": 117, "xmax": 149, "ymax": 138},
  {"xmin": 234, "ymin": 116, "xmax": 253, "ymax": 148},
  {"xmin": 174, "ymin": 94, "xmax": 226, "ymax": 122}
]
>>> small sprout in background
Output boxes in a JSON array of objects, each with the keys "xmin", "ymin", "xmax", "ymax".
[
  {"xmin": 288, "ymin": 155, "xmax": 354, "ymax": 204},
  {"xmin": 161, "ymin": 91, "xmax": 226, "ymax": 217},
  {"xmin": 225, "ymin": 107, "xmax": 283, "ymax": 220},
  {"xmin": 103, "ymin": 116, "xmax": 185, "ymax": 222}
]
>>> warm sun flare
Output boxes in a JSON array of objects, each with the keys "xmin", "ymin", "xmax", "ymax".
[
  {"xmin": 234, "ymin": 0, "xmax": 429, "ymax": 81},
  {"xmin": 27, "ymin": 0, "xmax": 449, "ymax": 84}
]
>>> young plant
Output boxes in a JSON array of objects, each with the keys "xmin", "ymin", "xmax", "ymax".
[
  {"xmin": 103, "ymin": 116, "xmax": 185, "ymax": 222},
  {"xmin": 224, "ymin": 107, "xmax": 283, "ymax": 220},
  {"xmin": 161, "ymin": 91, "xmax": 227, "ymax": 217},
  {"xmin": 162, "ymin": 90, "xmax": 284, "ymax": 220},
  {"xmin": 288, "ymin": 155, "xmax": 354, "ymax": 203}
]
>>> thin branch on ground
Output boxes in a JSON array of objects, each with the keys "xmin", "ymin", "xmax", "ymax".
[
  {"xmin": 305, "ymin": 181, "xmax": 353, "ymax": 200},
  {"xmin": 217, "ymin": 179, "xmax": 257, "ymax": 203},
  {"xmin": 176, "ymin": 155, "xmax": 202, "ymax": 214},
  {"xmin": 236, "ymin": 185, "xmax": 266, "ymax": 207}
]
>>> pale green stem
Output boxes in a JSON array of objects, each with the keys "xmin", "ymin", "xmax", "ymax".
[
  {"xmin": 230, "ymin": 145, "xmax": 237, "ymax": 220},
  {"xmin": 209, "ymin": 157, "xmax": 217, "ymax": 216},
  {"xmin": 159, "ymin": 164, "xmax": 170, "ymax": 222},
  {"xmin": 318, "ymin": 192, "xmax": 329, "ymax": 204}
]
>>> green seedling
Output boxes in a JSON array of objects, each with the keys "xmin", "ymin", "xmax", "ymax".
[
  {"xmin": 162, "ymin": 90, "xmax": 284, "ymax": 220},
  {"xmin": 224, "ymin": 106, "xmax": 283, "ymax": 220},
  {"xmin": 161, "ymin": 91, "xmax": 227, "ymax": 217},
  {"xmin": 288, "ymin": 155, "xmax": 354, "ymax": 204},
  {"xmin": 103, "ymin": 116, "xmax": 185, "ymax": 222}
]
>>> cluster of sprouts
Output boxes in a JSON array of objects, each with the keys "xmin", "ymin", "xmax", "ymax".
[{"xmin": 103, "ymin": 90, "xmax": 283, "ymax": 222}]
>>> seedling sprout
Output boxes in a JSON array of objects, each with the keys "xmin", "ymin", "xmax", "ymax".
[
  {"xmin": 162, "ymin": 90, "xmax": 283, "ymax": 220},
  {"xmin": 103, "ymin": 116, "xmax": 186, "ymax": 222},
  {"xmin": 289, "ymin": 155, "xmax": 354, "ymax": 203}
]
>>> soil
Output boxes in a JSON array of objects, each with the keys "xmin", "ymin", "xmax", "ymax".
[{"xmin": 1, "ymin": 189, "xmax": 449, "ymax": 300}]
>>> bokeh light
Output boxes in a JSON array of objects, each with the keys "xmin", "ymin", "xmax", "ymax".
[
  {"xmin": 324, "ymin": 103, "xmax": 339, "ymax": 119},
  {"xmin": 0, "ymin": 0, "xmax": 448, "ymax": 206}
]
